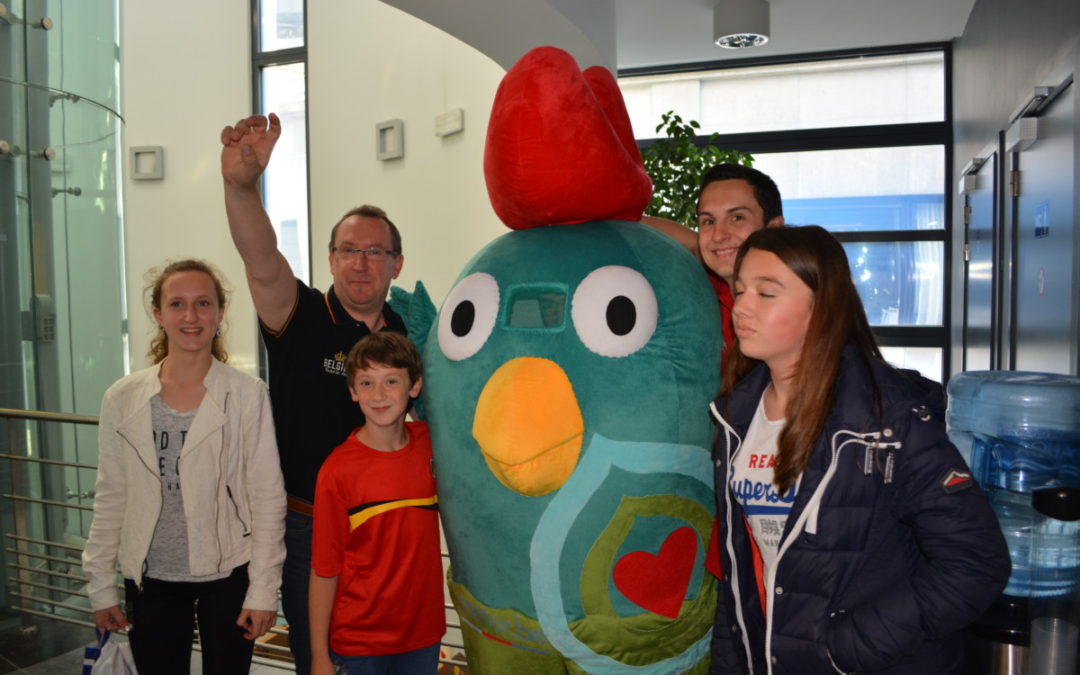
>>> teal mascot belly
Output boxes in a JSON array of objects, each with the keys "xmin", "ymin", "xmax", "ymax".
[{"xmin": 423, "ymin": 47, "xmax": 721, "ymax": 674}]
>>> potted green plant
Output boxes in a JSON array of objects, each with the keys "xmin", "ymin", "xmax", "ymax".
[{"xmin": 641, "ymin": 111, "xmax": 753, "ymax": 227}]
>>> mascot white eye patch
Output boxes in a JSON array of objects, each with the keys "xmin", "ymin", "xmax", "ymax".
[
  {"xmin": 572, "ymin": 265, "xmax": 657, "ymax": 358},
  {"xmin": 438, "ymin": 272, "xmax": 500, "ymax": 361},
  {"xmin": 439, "ymin": 266, "xmax": 658, "ymax": 362}
]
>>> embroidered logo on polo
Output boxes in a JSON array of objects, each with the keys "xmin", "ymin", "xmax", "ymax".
[
  {"xmin": 322, "ymin": 351, "xmax": 348, "ymax": 377},
  {"xmin": 941, "ymin": 469, "xmax": 973, "ymax": 493},
  {"xmin": 347, "ymin": 496, "xmax": 439, "ymax": 532}
]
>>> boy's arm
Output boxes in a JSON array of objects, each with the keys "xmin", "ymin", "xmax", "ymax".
[{"xmin": 309, "ymin": 571, "xmax": 339, "ymax": 675}]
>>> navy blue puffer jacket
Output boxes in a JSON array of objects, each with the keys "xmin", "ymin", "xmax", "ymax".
[{"xmin": 709, "ymin": 346, "xmax": 1010, "ymax": 675}]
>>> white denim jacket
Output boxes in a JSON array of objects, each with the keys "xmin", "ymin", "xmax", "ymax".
[{"xmin": 82, "ymin": 358, "xmax": 286, "ymax": 611}]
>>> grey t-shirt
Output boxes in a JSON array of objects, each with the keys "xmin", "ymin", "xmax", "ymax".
[{"xmin": 146, "ymin": 395, "xmax": 230, "ymax": 582}]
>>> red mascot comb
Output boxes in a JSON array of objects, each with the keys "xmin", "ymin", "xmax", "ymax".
[{"xmin": 484, "ymin": 47, "xmax": 653, "ymax": 230}]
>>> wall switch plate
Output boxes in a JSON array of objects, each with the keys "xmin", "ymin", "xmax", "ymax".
[
  {"xmin": 376, "ymin": 119, "xmax": 404, "ymax": 160},
  {"xmin": 435, "ymin": 108, "xmax": 464, "ymax": 137},
  {"xmin": 130, "ymin": 146, "xmax": 164, "ymax": 180}
]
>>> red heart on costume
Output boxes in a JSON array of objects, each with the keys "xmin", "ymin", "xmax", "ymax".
[
  {"xmin": 484, "ymin": 46, "xmax": 652, "ymax": 230},
  {"xmin": 612, "ymin": 526, "xmax": 698, "ymax": 619}
]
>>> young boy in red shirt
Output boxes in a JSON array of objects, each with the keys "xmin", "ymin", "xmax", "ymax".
[{"xmin": 309, "ymin": 332, "xmax": 444, "ymax": 674}]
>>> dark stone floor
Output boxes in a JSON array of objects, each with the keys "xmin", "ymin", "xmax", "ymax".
[{"xmin": 0, "ymin": 610, "xmax": 94, "ymax": 674}]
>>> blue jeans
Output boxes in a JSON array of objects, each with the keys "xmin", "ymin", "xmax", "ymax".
[
  {"xmin": 283, "ymin": 509, "xmax": 314, "ymax": 675},
  {"xmin": 332, "ymin": 644, "xmax": 440, "ymax": 675}
]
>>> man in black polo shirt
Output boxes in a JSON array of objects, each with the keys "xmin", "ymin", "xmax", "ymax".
[{"xmin": 220, "ymin": 112, "xmax": 407, "ymax": 674}]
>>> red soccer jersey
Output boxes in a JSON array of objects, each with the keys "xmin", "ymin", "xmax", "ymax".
[{"xmin": 311, "ymin": 421, "xmax": 445, "ymax": 656}]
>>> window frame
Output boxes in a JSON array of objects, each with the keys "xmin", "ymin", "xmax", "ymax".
[
  {"xmin": 250, "ymin": 0, "xmax": 311, "ymax": 280},
  {"xmin": 621, "ymin": 43, "xmax": 954, "ymax": 380},
  {"xmin": 250, "ymin": 0, "xmax": 311, "ymax": 382}
]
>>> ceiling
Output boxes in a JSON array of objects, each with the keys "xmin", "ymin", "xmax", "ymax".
[
  {"xmin": 382, "ymin": 0, "xmax": 977, "ymax": 73},
  {"xmin": 615, "ymin": 0, "xmax": 977, "ymax": 70}
]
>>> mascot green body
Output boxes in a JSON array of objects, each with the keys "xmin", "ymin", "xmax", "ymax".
[{"xmin": 423, "ymin": 47, "xmax": 721, "ymax": 674}]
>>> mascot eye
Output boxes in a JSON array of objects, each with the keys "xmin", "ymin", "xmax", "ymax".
[
  {"xmin": 438, "ymin": 273, "xmax": 500, "ymax": 361},
  {"xmin": 571, "ymin": 266, "xmax": 657, "ymax": 357}
]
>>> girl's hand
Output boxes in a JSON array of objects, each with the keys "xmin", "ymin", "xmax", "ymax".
[
  {"xmin": 236, "ymin": 608, "xmax": 276, "ymax": 640},
  {"xmin": 93, "ymin": 605, "xmax": 129, "ymax": 632}
]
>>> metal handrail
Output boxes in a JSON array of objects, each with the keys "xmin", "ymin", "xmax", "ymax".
[
  {"xmin": 0, "ymin": 407, "xmax": 98, "ymax": 425},
  {"xmin": 9, "ymin": 590, "xmax": 92, "ymax": 615},
  {"xmin": 5, "ymin": 547, "xmax": 83, "ymax": 566},
  {"xmin": 6, "ymin": 533, "xmax": 85, "ymax": 553},
  {"xmin": 0, "ymin": 453, "xmax": 98, "ymax": 471},
  {"xmin": 7, "ymin": 577, "xmax": 88, "ymax": 598},
  {"xmin": 1, "ymin": 406, "xmax": 470, "ymax": 668},
  {"xmin": 3, "ymin": 493, "xmax": 93, "ymax": 512},
  {"xmin": 15, "ymin": 606, "xmax": 93, "ymax": 630},
  {"xmin": 8, "ymin": 562, "xmax": 88, "ymax": 583}
]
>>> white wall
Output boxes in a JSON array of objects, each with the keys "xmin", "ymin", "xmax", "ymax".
[
  {"xmin": 122, "ymin": 0, "xmax": 255, "ymax": 372},
  {"xmin": 122, "ymin": 0, "xmax": 507, "ymax": 375},
  {"xmin": 307, "ymin": 1, "xmax": 505, "ymax": 310}
]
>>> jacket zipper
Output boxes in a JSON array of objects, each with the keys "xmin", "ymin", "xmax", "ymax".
[
  {"xmin": 140, "ymin": 492, "xmax": 164, "ymax": 591},
  {"xmin": 712, "ymin": 402, "xmax": 756, "ymax": 672},
  {"xmin": 137, "ymin": 441, "xmax": 164, "ymax": 592},
  {"xmin": 762, "ymin": 430, "xmax": 902, "ymax": 675},
  {"xmin": 225, "ymin": 485, "xmax": 251, "ymax": 536},
  {"xmin": 214, "ymin": 392, "xmax": 232, "ymax": 572}
]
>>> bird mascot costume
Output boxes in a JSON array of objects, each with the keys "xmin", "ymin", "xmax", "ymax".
[{"xmin": 423, "ymin": 46, "xmax": 722, "ymax": 674}]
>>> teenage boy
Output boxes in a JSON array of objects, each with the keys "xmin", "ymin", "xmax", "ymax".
[
  {"xmin": 309, "ymin": 333, "xmax": 444, "ymax": 675},
  {"xmin": 643, "ymin": 163, "xmax": 785, "ymax": 348}
]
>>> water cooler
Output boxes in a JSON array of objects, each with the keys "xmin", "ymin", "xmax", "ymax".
[{"xmin": 947, "ymin": 371, "xmax": 1080, "ymax": 675}]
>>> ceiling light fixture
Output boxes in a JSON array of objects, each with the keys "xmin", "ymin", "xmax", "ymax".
[{"xmin": 714, "ymin": 0, "xmax": 770, "ymax": 49}]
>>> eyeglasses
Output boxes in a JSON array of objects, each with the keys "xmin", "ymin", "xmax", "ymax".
[{"xmin": 332, "ymin": 246, "xmax": 400, "ymax": 262}]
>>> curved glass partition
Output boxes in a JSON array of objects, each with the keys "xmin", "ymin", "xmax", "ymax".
[{"xmin": 1, "ymin": 0, "xmax": 125, "ymax": 626}]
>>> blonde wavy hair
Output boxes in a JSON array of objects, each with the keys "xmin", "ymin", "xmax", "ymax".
[{"xmin": 145, "ymin": 259, "xmax": 230, "ymax": 364}]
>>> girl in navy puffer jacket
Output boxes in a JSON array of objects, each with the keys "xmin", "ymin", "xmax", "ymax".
[{"xmin": 710, "ymin": 226, "xmax": 1009, "ymax": 674}]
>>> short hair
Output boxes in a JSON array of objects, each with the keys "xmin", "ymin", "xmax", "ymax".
[
  {"xmin": 345, "ymin": 332, "xmax": 423, "ymax": 390},
  {"xmin": 145, "ymin": 259, "xmax": 230, "ymax": 364},
  {"xmin": 700, "ymin": 163, "xmax": 783, "ymax": 225},
  {"xmin": 328, "ymin": 205, "xmax": 402, "ymax": 255}
]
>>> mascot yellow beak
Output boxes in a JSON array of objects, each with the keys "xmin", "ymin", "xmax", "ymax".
[{"xmin": 472, "ymin": 357, "xmax": 584, "ymax": 496}]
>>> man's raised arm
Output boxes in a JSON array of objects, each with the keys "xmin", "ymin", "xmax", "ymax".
[{"xmin": 221, "ymin": 112, "xmax": 298, "ymax": 332}]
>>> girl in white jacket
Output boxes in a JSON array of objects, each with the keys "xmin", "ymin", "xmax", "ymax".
[{"xmin": 83, "ymin": 259, "xmax": 286, "ymax": 674}]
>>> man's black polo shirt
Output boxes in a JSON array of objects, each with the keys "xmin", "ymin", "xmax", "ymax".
[{"xmin": 261, "ymin": 279, "xmax": 406, "ymax": 503}]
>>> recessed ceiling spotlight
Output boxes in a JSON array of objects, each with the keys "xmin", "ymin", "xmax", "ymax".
[{"xmin": 714, "ymin": 0, "xmax": 770, "ymax": 49}]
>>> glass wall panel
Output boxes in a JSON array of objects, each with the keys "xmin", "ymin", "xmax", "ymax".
[
  {"xmin": 841, "ymin": 241, "xmax": 943, "ymax": 327},
  {"xmin": 48, "ymin": 95, "xmax": 125, "ymax": 541},
  {"xmin": 880, "ymin": 347, "xmax": 943, "ymax": 383},
  {"xmin": 261, "ymin": 62, "xmax": 309, "ymax": 282},
  {"xmin": 1, "ymin": 81, "xmax": 32, "ymax": 412},
  {"xmin": 27, "ymin": 0, "xmax": 121, "ymax": 113},
  {"xmin": 259, "ymin": 0, "xmax": 304, "ymax": 51},
  {"xmin": 621, "ymin": 48, "xmax": 949, "ymax": 379},
  {"xmin": 621, "ymin": 51, "xmax": 945, "ymax": 139},
  {"xmin": 751, "ymin": 145, "xmax": 945, "ymax": 231},
  {"xmin": 0, "ymin": 0, "xmax": 124, "ymax": 623}
]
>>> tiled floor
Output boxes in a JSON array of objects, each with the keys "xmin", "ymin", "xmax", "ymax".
[
  {"xmin": 0, "ymin": 611, "xmax": 95, "ymax": 674},
  {"xmin": 0, "ymin": 611, "xmax": 293, "ymax": 674}
]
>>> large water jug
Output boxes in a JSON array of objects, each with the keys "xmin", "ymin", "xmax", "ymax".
[{"xmin": 947, "ymin": 371, "xmax": 1080, "ymax": 599}]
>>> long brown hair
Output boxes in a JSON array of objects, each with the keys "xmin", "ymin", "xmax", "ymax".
[
  {"xmin": 146, "ymin": 259, "xmax": 230, "ymax": 364},
  {"xmin": 721, "ymin": 226, "xmax": 881, "ymax": 495}
]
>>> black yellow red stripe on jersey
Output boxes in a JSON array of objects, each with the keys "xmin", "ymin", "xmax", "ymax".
[{"xmin": 347, "ymin": 496, "xmax": 438, "ymax": 532}]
